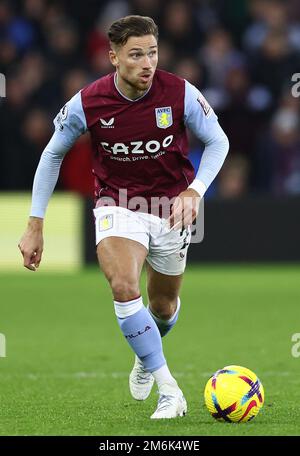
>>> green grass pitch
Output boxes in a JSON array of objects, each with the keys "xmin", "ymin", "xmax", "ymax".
[{"xmin": 1, "ymin": 264, "xmax": 300, "ymax": 436}]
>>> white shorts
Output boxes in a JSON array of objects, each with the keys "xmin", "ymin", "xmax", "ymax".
[{"xmin": 93, "ymin": 206, "xmax": 191, "ymax": 276}]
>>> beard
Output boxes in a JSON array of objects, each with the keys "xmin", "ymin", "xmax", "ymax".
[{"xmin": 122, "ymin": 72, "xmax": 153, "ymax": 92}]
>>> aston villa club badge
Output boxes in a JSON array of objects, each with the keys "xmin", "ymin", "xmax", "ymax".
[
  {"xmin": 155, "ymin": 106, "xmax": 173, "ymax": 129},
  {"xmin": 99, "ymin": 214, "xmax": 113, "ymax": 231}
]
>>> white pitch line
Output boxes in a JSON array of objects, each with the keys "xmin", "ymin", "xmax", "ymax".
[{"xmin": 0, "ymin": 371, "xmax": 299, "ymax": 381}]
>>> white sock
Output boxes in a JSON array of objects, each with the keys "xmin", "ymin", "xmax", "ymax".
[{"xmin": 152, "ymin": 364, "xmax": 178, "ymax": 390}]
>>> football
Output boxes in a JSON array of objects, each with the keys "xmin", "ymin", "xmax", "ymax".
[{"xmin": 204, "ymin": 365, "xmax": 264, "ymax": 423}]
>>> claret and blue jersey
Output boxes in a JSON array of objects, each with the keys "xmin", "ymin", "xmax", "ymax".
[{"xmin": 30, "ymin": 69, "xmax": 229, "ymax": 218}]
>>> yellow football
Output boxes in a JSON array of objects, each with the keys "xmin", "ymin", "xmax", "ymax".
[{"xmin": 204, "ymin": 365, "xmax": 264, "ymax": 423}]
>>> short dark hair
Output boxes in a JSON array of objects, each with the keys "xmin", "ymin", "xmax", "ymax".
[{"xmin": 108, "ymin": 15, "xmax": 158, "ymax": 48}]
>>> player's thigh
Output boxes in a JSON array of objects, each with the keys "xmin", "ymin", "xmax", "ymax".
[
  {"xmin": 97, "ymin": 236, "xmax": 148, "ymax": 287},
  {"xmin": 146, "ymin": 261, "xmax": 183, "ymax": 310}
]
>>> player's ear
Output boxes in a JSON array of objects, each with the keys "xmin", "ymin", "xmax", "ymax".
[{"xmin": 109, "ymin": 49, "xmax": 118, "ymax": 68}]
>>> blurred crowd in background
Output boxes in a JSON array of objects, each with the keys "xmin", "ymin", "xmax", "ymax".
[{"xmin": 0, "ymin": 0, "xmax": 300, "ymax": 199}]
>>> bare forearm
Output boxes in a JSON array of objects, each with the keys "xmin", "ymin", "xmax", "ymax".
[{"xmin": 27, "ymin": 216, "xmax": 44, "ymax": 231}]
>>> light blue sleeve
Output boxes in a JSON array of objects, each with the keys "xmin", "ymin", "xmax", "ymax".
[
  {"xmin": 53, "ymin": 91, "xmax": 87, "ymax": 148},
  {"xmin": 29, "ymin": 133, "xmax": 69, "ymax": 218},
  {"xmin": 30, "ymin": 91, "xmax": 87, "ymax": 218},
  {"xmin": 184, "ymin": 80, "xmax": 229, "ymax": 197}
]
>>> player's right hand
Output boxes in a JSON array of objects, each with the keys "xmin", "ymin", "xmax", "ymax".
[{"xmin": 18, "ymin": 218, "xmax": 44, "ymax": 271}]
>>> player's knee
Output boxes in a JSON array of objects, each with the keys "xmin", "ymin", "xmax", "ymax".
[
  {"xmin": 110, "ymin": 276, "xmax": 140, "ymax": 302},
  {"xmin": 150, "ymin": 296, "xmax": 178, "ymax": 321}
]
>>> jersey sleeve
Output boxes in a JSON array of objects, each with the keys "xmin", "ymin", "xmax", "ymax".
[
  {"xmin": 29, "ymin": 91, "xmax": 87, "ymax": 218},
  {"xmin": 53, "ymin": 90, "xmax": 87, "ymax": 148},
  {"xmin": 29, "ymin": 133, "xmax": 69, "ymax": 218},
  {"xmin": 184, "ymin": 80, "xmax": 229, "ymax": 197}
]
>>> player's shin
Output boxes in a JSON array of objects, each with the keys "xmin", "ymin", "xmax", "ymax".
[
  {"xmin": 114, "ymin": 296, "xmax": 166, "ymax": 372},
  {"xmin": 147, "ymin": 297, "xmax": 181, "ymax": 337}
]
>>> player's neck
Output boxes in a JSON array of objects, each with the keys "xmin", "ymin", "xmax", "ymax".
[{"xmin": 115, "ymin": 73, "xmax": 149, "ymax": 101}]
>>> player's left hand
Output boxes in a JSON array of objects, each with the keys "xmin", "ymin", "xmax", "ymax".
[{"xmin": 168, "ymin": 188, "xmax": 201, "ymax": 230}]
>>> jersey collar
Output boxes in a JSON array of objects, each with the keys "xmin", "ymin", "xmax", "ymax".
[{"xmin": 113, "ymin": 72, "xmax": 153, "ymax": 102}]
